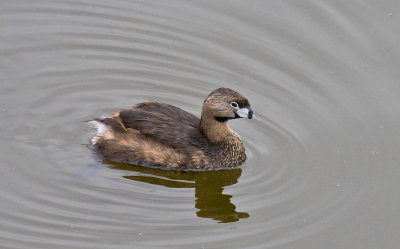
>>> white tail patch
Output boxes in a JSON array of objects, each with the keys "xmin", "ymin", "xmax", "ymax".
[{"xmin": 89, "ymin": 120, "xmax": 111, "ymax": 144}]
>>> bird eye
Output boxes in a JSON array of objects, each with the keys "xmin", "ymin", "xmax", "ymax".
[{"xmin": 230, "ymin": 102, "xmax": 239, "ymax": 108}]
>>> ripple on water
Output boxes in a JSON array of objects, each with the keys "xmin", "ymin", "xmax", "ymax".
[{"xmin": 0, "ymin": 0, "xmax": 393, "ymax": 249}]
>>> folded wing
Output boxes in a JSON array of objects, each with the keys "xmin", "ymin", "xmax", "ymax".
[{"xmin": 118, "ymin": 102, "xmax": 210, "ymax": 150}]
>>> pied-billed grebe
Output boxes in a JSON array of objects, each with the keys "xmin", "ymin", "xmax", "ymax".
[{"xmin": 91, "ymin": 88, "xmax": 253, "ymax": 170}]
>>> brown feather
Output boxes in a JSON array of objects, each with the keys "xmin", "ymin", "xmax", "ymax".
[{"xmin": 92, "ymin": 88, "xmax": 252, "ymax": 170}]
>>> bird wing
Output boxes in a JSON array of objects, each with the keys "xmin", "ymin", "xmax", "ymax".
[
  {"xmin": 118, "ymin": 103, "xmax": 209, "ymax": 149},
  {"xmin": 131, "ymin": 102, "xmax": 199, "ymax": 127}
]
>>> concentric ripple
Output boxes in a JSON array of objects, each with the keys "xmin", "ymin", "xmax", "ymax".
[{"xmin": 1, "ymin": 1, "xmax": 399, "ymax": 249}]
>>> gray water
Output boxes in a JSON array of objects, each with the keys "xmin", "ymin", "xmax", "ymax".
[{"xmin": 1, "ymin": 1, "xmax": 400, "ymax": 248}]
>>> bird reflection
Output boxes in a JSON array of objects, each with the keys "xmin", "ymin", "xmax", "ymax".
[{"xmin": 108, "ymin": 162, "xmax": 249, "ymax": 223}]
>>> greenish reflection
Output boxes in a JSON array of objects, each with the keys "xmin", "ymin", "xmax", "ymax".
[{"xmin": 108, "ymin": 162, "xmax": 249, "ymax": 223}]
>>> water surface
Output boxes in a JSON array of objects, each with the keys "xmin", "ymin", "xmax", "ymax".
[{"xmin": 1, "ymin": 0, "xmax": 400, "ymax": 248}]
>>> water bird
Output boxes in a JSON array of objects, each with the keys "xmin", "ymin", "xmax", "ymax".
[{"xmin": 91, "ymin": 88, "xmax": 253, "ymax": 170}]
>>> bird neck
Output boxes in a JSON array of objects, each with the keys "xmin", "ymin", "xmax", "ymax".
[{"xmin": 200, "ymin": 113, "xmax": 237, "ymax": 144}]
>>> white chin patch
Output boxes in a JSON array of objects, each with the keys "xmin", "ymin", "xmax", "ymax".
[{"xmin": 236, "ymin": 107, "xmax": 249, "ymax": 118}]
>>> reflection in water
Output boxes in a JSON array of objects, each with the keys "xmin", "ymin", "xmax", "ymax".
[{"xmin": 109, "ymin": 162, "xmax": 249, "ymax": 223}]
